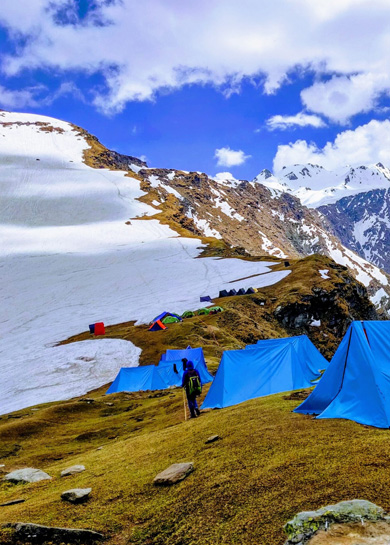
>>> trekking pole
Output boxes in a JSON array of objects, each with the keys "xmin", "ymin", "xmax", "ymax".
[{"xmin": 183, "ymin": 388, "xmax": 187, "ymax": 421}]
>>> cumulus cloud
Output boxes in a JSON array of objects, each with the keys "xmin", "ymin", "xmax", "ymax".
[
  {"xmin": 266, "ymin": 112, "xmax": 326, "ymax": 130},
  {"xmin": 301, "ymin": 73, "xmax": 390, "ymax": 124},
  {"xmin": 0, "ymin": 85, "xmax": 41, "ymax": 108},
  {"xmin": 214, "ymin": 147, "xmax": 251, "ymax": 168},
  {"xmin": 273, "ymin": 119, "xmax": 390, "ymax": 171},
  {"xmin": 0, "ymin": 0, "xmax": 390, "ymax": 116}
]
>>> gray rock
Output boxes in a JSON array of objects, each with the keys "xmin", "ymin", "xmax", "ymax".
[
  {"xmin": 61, "ymin": 488, "xmax": 92, "ymax": 504},
  {"xmin": 61, "ymin": 465, "xmax": 86, "ymax": 477},
  {"xmin": 0, "ymin": 499, "xmax": 25, "ymax": 507},
  {"xmin": 3, "ymin": 522, "xmax": 103, "ymax": 543},
  {"xmin": 205, "ymin": 435, "xmax": 220, "ymax": 444},
  {"xmin": 284, "ymin": 499, "xmax": 386, "ymax": 545},
  {"xmin": 153, "ymin": 462, "xmax": 194, "ymax": 485},
  {"xmin": 4, "ymin": 468, "xmax": 51, "ymax": 484}
]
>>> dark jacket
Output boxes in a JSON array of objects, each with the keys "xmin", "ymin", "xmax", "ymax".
[{"xmin": 181, "ymin": 361, "xmax": 201, "ymax": 395}]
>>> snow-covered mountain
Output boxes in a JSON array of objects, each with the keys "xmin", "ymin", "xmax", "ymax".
[
  {"xmin": 253, "ymin": 161, "xmax": 390, "ymax": 279},
  {"xmin": 255, "ymin": 163, "xmax": 390, "ymax": 208},
  {"xmin": 135, "ymin": 167, "xmax": 389, "ymax": 309},
  {"xmin": 0, "ymin": 111, "xmax": 290, "ymax": 414}
]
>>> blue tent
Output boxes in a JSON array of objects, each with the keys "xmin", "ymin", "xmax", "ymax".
[
  {"xmin": 158, "ymin": 346, "xmax": 213, "ymax": 385},
  {"xmin": 200, "ymin": 296, "xmax": 212, "ymax": 302},
  {"xmin": 106, "ymin": 365, "xmax": 167, "ymax": 394},
  {"xmin": 151, "ymin": 311, "xmax": 182, "ymax": 323},
  {"xmin": 294, "ymin": 321, "xmax": 390, "ymax": 428},
  {"xmin": 201, "ymin": 336, "xmax": 327, "ymax": 410}
]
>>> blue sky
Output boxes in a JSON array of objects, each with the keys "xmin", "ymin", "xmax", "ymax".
[{"xmin": 1, "ymin": 1, "xmax": 390, "ymax": 179}]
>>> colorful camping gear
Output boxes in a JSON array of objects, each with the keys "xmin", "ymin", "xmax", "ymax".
[
  {"xmin": 106, "ymin": 365, "xmax": 167, "ymax": 394},
  {"xmin": 162, "ymin": 316, "xmax": 180, "ymax": 324},
  {"xmin": 197, "ymin": 308, "xmax": 210, "ymax": 315},
  {"xmin": 294, "ymin": 321, "xmax": 390, "ymax": 428},
  {"xmin": 148, "ymin": 320, "xmax": 167, "ymax": 331},
  {"xmin": 149, "ymin": 311, "xmax": 182, "ymax": 331},
  {"xmin": 228, "ymin": 289, "xmax": 237, "ymax": 296},
  {"xmin": 89, "ymin": 324, "xmax": 95, "ymax": 334},
  {"xmin": 93, "ymin": 322, "xmax": 105, "ymax": 336},
  {"xmin": 182, "ymin": 310, "xmax": 195, "ymax": 318},
  {"xmin": 219, "ymin": 290, "xmax": 229, "ymax": 298},
  {"xmin": 158, "ymin": 346, "xmax": 213, "ymax": 385},
  {"xmin": 245, "ymin": 287, "xmax": 256, "ymax": 294},
  {"xmin": 208, "ymin": 306, "xmax": 223, "ymax": 314},
  {"xmin": 237, "ymin": 288, "xmax": 246, "ymax": 295},
  {"xmin": 201, "ymin": 335, "xmax": 327, "ymax": 410}
]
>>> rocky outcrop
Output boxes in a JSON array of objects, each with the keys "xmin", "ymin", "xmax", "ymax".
[
  {"xmin": 153, "ymin": 463, "xmax": 194, "ymax": 485},
  {"xmin": 284, "ymin": 500, "xmax": 387, "ymax": 545},
  {"xmin": 3, "ymin": 522, "xmax": 103, "ymax": 543},
  {"xmin": 4, "ymin": 468, "xmax": 51, "ymax": 484}
]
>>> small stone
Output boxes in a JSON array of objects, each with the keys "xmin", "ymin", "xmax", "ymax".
[
  {"xmin": 0, "ymin": 499, "xmax": 25, "ymax": 507},
  {"xmin": 205, "ymin": 435, "xmax": 221, "ymax": 444},
  {"xmin": 4, "ymin": 468, "xmax": 51, "ymax": 484},
  {"xmin": 61, "ymin": 465, "xmax": 86, "ymax": 477},
  {"xmin": 104, "ymin": 402, "xmax": 114, "ymax": 406},
  {"xmin": 78, "ymin": 398, "xmax": 94, "ymax": 403},
  {"xmin": 153, "ymin": 463, "xmax": 194, "ymax": 486},
  {"xmin": 61, "ymin": 488, "xmax": 92, "ymax": 504},
  {"xmin": 96, "ymin": 447, "xmax": 103, "ymax": 450}
]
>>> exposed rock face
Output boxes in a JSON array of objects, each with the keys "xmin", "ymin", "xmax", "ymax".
[
  {"xmin": 153, "ymin": 463, "xmax": 194, "ymax": 485},
  {"xmin": 61, "ymin": 465, "xmax": 86, "ymax": 477},
  {"xmin": 61, "ymin": 488, "xmax": 92, "ymax": 504},
  {"xmin": 3, "ymin": 522, "xmax": 103, "ymax": 543},
  {"xmin": 284, "ymin": 500, "xmax": 387, "ymax": 545},
  {"xmin": 319, "ymin": 188, "xmax": 390, "ymax": 274},
  {"xmin": 4, "ymin": 468, "xmax": 51, "ymax": 484}
]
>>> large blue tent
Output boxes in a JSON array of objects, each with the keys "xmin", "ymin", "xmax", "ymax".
[
  {"xmin": 106, "ymin": 365, "xmax": 167, "ymax": 394},
  {"xmin": 158, "ymin": 346, "xmax": 213, "ymax": 385},
  {"xmin": 201, "ymin": 336, "xmax": 327, "ymax": 410},
  {"xmin": 294, "ymin": 321, "xmax": 390, "ymax": 428}
]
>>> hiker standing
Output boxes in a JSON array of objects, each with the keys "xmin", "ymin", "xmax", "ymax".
[{"xmin": 182, "ymin": 361, "xmax": 201, "ymax": 418}]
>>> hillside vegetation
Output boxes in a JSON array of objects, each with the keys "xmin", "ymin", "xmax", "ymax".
[{"xmin": 0, "ymin": 254, "xmax": 383, "ymax": 545}]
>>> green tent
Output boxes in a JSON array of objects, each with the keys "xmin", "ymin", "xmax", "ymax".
[
  {"xmin": 208, "ymin": 306, "xmax": 224, "ymax": 313},
  {"xmin": 162, "ymin": 315, "xmax": 180, "ymax": 324},
  {"xmin": 197, "ymin": 308, "xmax": 211, "ymax": 315},
  {"xmin": 182, "ymin": 310, "xmax": 195, "ymax": 318}
]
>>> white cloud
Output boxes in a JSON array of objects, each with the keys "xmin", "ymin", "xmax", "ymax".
[
  {"xmin": 273, "ymin": 119, "xmax": 390, "ymax": 171},
  {"xmin": 214, "ymin": 147, "xmax": 251, "ymax": 168},
  {"xmin": 214, "ymin": 172, "xmax": 237, "ymax": 181},
  {"xmin": 266, "ymin": 112, "xmax": 326, "ymax": 130},
  {"xmin": 301, "ymin": 73, "xmax": 390, "ymax": 123},
  {"xmin": 1, "ymin": 1, "xmax": 390, "ymax": 117},
  {"xmin": 0, "ymin": 85, "xmax": 40, "ymax": 109}
]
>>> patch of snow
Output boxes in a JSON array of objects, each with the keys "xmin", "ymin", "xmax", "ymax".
[
  {"xmin": 163, "ymin": 185, "xmax": 182, "ymax": 199},
  {"xmin": 319, "ymin": 269, "xmax": 330, "ymax": 279},
  {"xmin": 371, "ymin": 287, "xmax": 388, "ymax": 306},
  {"xmin": 258, "ymin": 231, "xmax": 288, "ymax": 259},
  {"xmin": 310, "ymin": 319, "xmax": 321, "ymax": 327},
  {"xmin": 166, "ymin": 171, "xmax": 175, "ymax": 180},
  {"xmin": 130, "ymin": 163, "xmax": 142, "ymax": 174},
  {"xmin": 151, "ymin": 200, "xmax": 160, "ymax": 206}
]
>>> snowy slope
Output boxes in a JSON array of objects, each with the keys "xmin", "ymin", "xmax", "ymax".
[
  {"xmin": 254, "ymin": 163, "xmax": 390, "ymax": 208},
  {"xmin": 0, "ymin": 112, "xmax": 289, "ymax": 414}
]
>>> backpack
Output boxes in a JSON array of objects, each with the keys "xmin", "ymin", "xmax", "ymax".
[{"xmin": 188, "ymin": 375, "xmax": 202, "ymax": 396}]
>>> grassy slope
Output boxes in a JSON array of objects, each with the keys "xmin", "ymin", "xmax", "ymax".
[
  {"xmin": 0, "ymin": 255, "xmax": 382, "ymax": 545},
  {"xmin": 1, "ymin": 386, "xmax": 390, "ymax": 545}
]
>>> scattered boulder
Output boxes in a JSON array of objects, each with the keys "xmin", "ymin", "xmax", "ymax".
[
  {"xmin": 61, "ymin": 465, "xmax": 86, "ymax": 477},
  {"xmin": 61, "ymin": 488, "xmax": 92, "ymax": 504},
  {"xmin": 4, "ymin": 468, "xmax": 51, "ymax": 484},
  {"xmin": 3, "ymin": 522, "xmax": 103, "ymax": 543},
  {"xmin": 284, "ymin": 500, "xmax": 387, "ymax": 545},
  {"xmin": 0, "ymin": 499, "xmax": 25, "ymax": 507},
  {"xmin": 153, "ymin": 463, "xmax": 194, "ymax": 486},
  {"xmin": 205, "ymin": 435, "xmax": 221, "ymax": 444}
]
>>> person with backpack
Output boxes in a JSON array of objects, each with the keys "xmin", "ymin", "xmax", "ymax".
[{"xmin": 181, "ymin": 360, "xmax": 201, "ymax": 418}]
